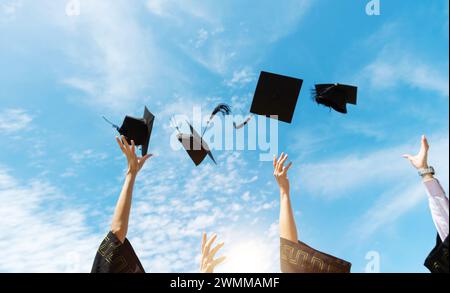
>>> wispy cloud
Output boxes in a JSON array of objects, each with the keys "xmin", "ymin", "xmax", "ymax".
[
  {"xmin": 0, "ymin": 109, "xmax": 32, "ymax": 134},
  {"xmin": 351, "ymin": 183, "xmax": 426, "ymax": 240},
  {"xmin": 0, "ymin": 166, "xmax": 100, "ymax": 272},
  {"xmin": 145, "ymin": 0, "xmax": 313, "ymax": 74},
  {"xmin": 361, "ymin": 44, "xmax": 449, "ymax": 98},
  {"xmin": 70, "ymin": 149, "xmax": 108, "ymax": 164},
  {"xmin": 125, "ymin": 151, "xmax": 278, "ymax": 272},
  {"xmin": 54, "ymin": 0, "xmax": 159, "ymax": 111},
  {"xmin": 298, "ymin": 134, "xmax": 449, "ymax": 200},
  {"xmin": 349, "ymin": 134, "xmax": 449, "ymax": 240},
  {"xmin": 226, "ymin": 68, "xmax": 255, "ymax": 88},
  {"xmin": 0, "ymin": 0, "xmax": 22, "ymax": 22}
]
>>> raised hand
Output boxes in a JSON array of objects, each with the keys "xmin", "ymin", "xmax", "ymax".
[
  {"xmin": 273, "ymin": 153, "xmax": 293, "ymax": 195},
  {"xmin": 116, "ymin": 135, "xmax": 152, "ymax": 175},
  {"xmin": 200, "ymin": 233, "xmax": 226, "ymax": 273},
  {"xmin": 403, "ymin": 135, "xmax": 429, "ymax": 170}
]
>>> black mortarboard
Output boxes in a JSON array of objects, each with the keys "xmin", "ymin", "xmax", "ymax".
[
  {"xmin": 176, "ymin": 121, "xmax": 216, "ymax": 166},
  {"xmin": 104, "ymin": 107, "xmax": 154, "ymax": 156},
  {"xmin": 250, "ymin": 71, "xmax": 303, "ymax": 124},
  {"xmin": 312, "ymin": 84, "xmax": 357, "ymax": 114}
]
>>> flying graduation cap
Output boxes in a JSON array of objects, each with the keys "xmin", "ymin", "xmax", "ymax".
[
  {"xmin": 103, "ymin": 107, "xmax": 155, "ymax": 156},
  {"xmin": 233, "ymin": 71, "xmax": 303, "ymax": 128},
  {"xmin": 312, "ymin": 84, "xmax": 358, "ymax": 114},
  {"xmin": 171, "ymin": 104, "xmax": 231, "ymax": 166},
  {"xmin": 172, "ymin": 119, "xmax": 218, "ymax": 166}
]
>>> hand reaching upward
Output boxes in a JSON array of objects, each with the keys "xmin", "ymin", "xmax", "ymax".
[
  {"xmin": 403, "ymin": 135, "xmax": 429, "ymax": 170},
  {"xmin": 273, "ymin": 153, "xmax": 293, "ymax": 195},
  {"xmin": 116, "ymin": 135, "xmax": 152, "ymax": 176},
  {"xmin": 200, "ymin": 233, "xmax": 226, "ymax": 273}
]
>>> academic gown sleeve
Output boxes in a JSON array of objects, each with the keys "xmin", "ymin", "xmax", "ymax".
[
  {"xmin": 423, "ymin": 179, "xmax": 449, "ymax": 273},
  {"xmin": 424, "ymin": 179, "xmax": 449, "ymax": 242},
  {"xmin": 280, "ymin": 238, "xmax": 351, "ymax": 273},
  {"xmin": 91, "ymin": 231, "xmax": 145, "ymax": 273}
]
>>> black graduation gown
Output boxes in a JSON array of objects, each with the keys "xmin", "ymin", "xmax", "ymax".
[
  {"xmin": 280, "ymin": 237, "xmax": 351, "ymax": 273},
  {"xmin": 91, "ymin": 231, "xmax": 145, "ymax": 273},
  {"xmin": 424, "ymin": 234, "xmax": 449, "ymax": 273}
]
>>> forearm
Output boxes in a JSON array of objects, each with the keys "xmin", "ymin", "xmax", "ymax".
[
  {"xmin": 111, "ymin": 172, "xmax": 137, "ymax": 243},
  {"xmin": 279, "ymin": 190, "xmax": 298, "ymax": 243}
]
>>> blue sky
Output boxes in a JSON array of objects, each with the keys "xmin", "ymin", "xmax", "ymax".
[{"xmin": 0, "ymin": 0, "xmax": 448, "ymax": 273}]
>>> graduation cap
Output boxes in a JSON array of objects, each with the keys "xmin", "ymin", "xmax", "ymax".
[
  {"xmin": 250, "ymin": 71, "xmax": 303, "ymax": 124},
  {"xmin": 103, "ymin": 107, "xmax": 155, "ymax": 156},
  {"xmin": 173, "ymin": 120, "xmax": 216, "ymax": 166},
  {"xmin": 312, "ymin": 84, "xmax": 357, "ymax": 114},
  {"xmin": 231, "ymin": 71, "xmax": 303, "ymax": 129}
]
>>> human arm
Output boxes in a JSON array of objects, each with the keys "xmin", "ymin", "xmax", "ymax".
[
  {"xmin": 273, "ymin": 153, "xmax": 297, "ymax": 243},
  {"xmin": 111, "ymin": 136, "xmax": 152, "ymax": 243},
  {"xmin": 403, "ymin": 135, "xmax": 449, "ymax": 241}
]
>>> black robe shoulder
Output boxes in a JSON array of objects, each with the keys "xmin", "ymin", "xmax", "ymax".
[
  {"xmin": 425, "ymin": 234, "xmax": 449, "ymax": 273},
  {"xmin": 91, "ymin": 231, "xmax": 145, "ymax": 273}
]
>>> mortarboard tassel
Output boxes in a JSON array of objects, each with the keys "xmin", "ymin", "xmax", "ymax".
[
  {"xmin": 233, "ymin": 114, "xmax": 254, "ymax": 129},
  {"xmin": 170, "ymin": 117, "xmax": 183, "ymax": 134},
  {"xmin": 102, "ymin": 116, "xmax": 120, "ymax": 131},
  {"xmin": 202, "ymin": 103, "xmax": 232, "ymax": 137},
  {"xmin": 311, "ymin": 84, "xmax": 338, "ymax": 103}
]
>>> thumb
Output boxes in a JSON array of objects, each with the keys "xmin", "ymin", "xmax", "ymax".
[{"xmin": 402, "ymin": 154, "xmax": 412, "ymax": 160}]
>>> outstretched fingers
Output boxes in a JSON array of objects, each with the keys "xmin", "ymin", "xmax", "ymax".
[
  {"xmin": 201, "ymin": 232, "xmax": 207, "ymax": 254},
  {"xmin": 203, "ymin": 234, "xmax": 217, "ymax": 256},
  {"xmin": 275, "ymin": 152, "xmax": 284, "ymax": 173},
  {"xmin": 115, "ymin": 136, "xmax": 126, "ymax": 154},
  {"xmin": 277, "ymin": 153, "xmax": 288, "ymax": 173},
  {"xmin": 211, "ymin": 256, "xmax": 226, "ymax": 268},
  {"xmin": 131, "ymin": 140, "xmax": 136, "ymax": 155},
  {"xmin": 207, "ymin": 242, "xmax": 224, "ymax": 262},
  {"xmin": 283, "ymin": 162, "xmax": 293, "ymax": 175}
]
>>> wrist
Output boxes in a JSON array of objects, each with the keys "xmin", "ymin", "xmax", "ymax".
[
  {"xmin": 422, "ymin": 174, "xmax": 435, "ymax": 182},
  {"xmin": 418, "ymin": 166, "xmax": 435, "ymax": 179},
  {"xmin": 126, "ymin": 169, "xmax": 138, "ymax": 178},
  {"xmin": 280, "ymin": 189, "xmax": 290, "ymax": 198},
  {"xmin": 418, "ymin": 164, "xmax": 429, "ymax": 169}
]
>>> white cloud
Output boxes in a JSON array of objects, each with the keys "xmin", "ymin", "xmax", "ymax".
[
  {"xmin": 123, "ymin": 150, "xmax": 278, "ymax": 272},
  {"xmin": 192, "ymin": 28, "xmax": 209, "ymax": 48},
  {"xmin": 62, "ymin": 78, "xmax": 96, "ymax": 97},
  {"xmin": 296, "ymin": 132, "xmax": 449, "ymax": 243},
  {"xmin": 0, "ymin": 166, "xmax": 100, "ymax": 272},
  {"xmin": 362, "ymin": 45, "xmax": 449, "ymax": 97},
  {"xmin": 352, "ymin": 183, "xmax": 426, "ymax": 240},
  {"xmin": 0, "ymin": 0, "xmax": 22, "ymax": 21},
  {"xmin": 349, "ymin": 134, "xmax": 449, "ymax": 239},
  {"xmin": 51, "ymin": 0, "xmax": 161, "ymax": 111},
  {"xmin": 70, "ymin": 149, "xmax": 108, "ymax": 164},
  {"xmin": 145, "ymin": 0, "xmax": 313, "ymax": 74},
  {"xmin": 298, "ymin": 134, "xmax": 449, "ymax": 200},
  {"xmin": 226, "ymin": 68, "xmax": 255, "ymax": 88},
  {"xmin": 0, "ymin": 109, "xmax": 32, "ymax": 134}
]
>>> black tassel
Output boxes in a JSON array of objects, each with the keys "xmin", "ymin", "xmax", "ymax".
[
  {"xmin": 202, "ymin": 103, "xmax": 232, "ymax": 137},
  {"xmin": 233, "ymin": 114, "xmax": 254, "ymax": 129},
  {"xmin": 209, "ymin": 103, "xmax": 232, "ymax": 119},
  {"xmin": 170, "ymin": 117, "xmax": 182, "ymax": 134},
  {"xmin": 310, "ymin": 88, "xmax": 319, "ymax": 103}
]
